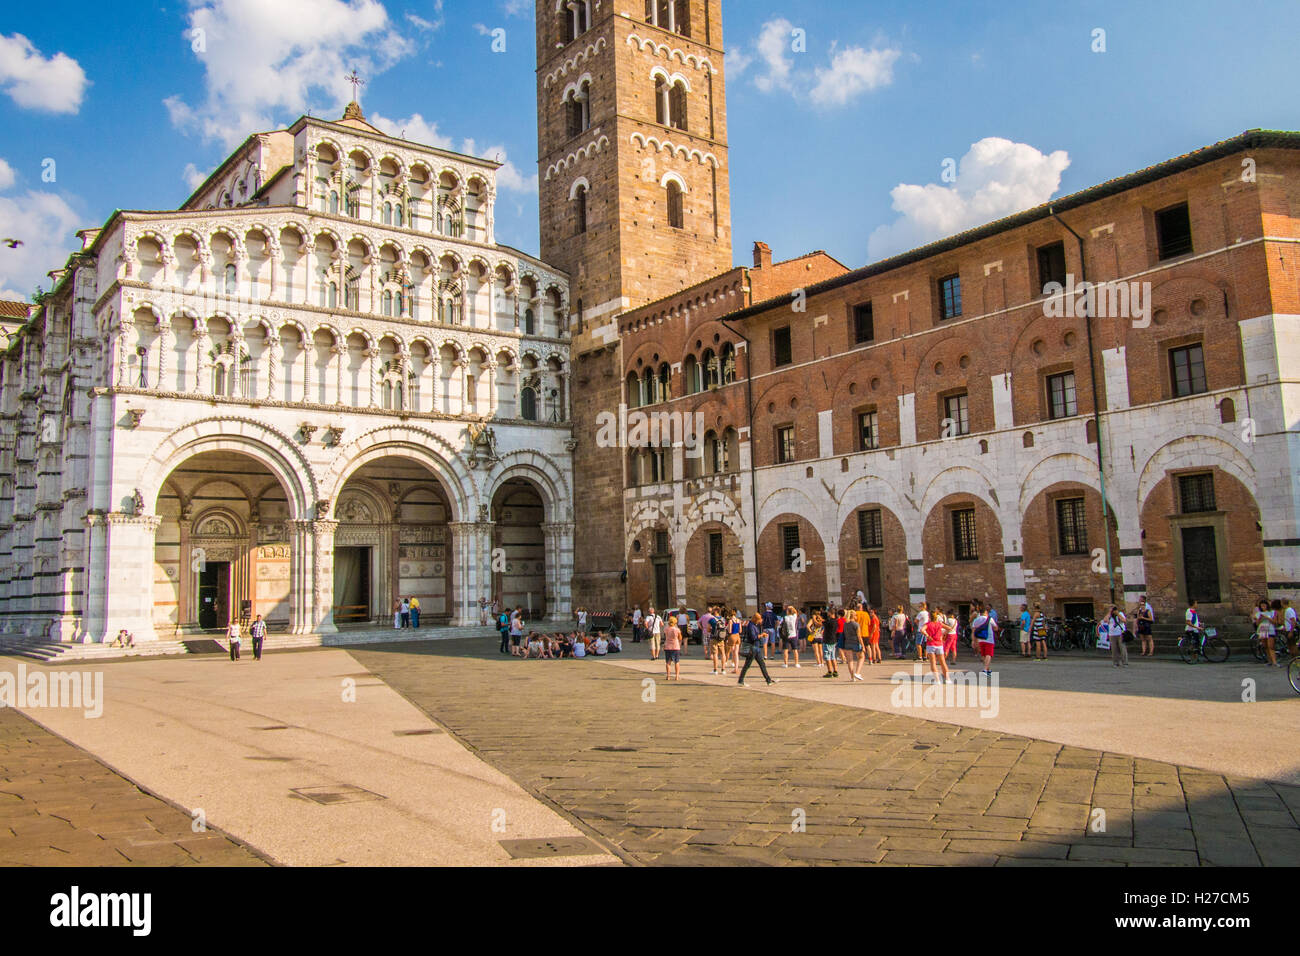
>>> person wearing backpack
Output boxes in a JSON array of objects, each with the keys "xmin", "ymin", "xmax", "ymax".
[
  {"xmin": 645, "ymin": 607, "xmax": 663, "ymax": 661},
  {"xmin": 1104, "ymin": 604, "xmax": 1129, "ymax": 667},
  {"xmin": 498, "ymin": 611, "xmax": 511, "ymax": 654},
  {"xmin": 780, "ymin": 604, "xmax": 801, "ymax": 668}
]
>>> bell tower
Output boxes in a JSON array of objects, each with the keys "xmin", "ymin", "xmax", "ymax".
[
  {"xmin": 537, "ymin": 0, "xmax": 732, "ymax": 340},
  {"xmin": 537, "ymin": 0, "xmax": 733, "ymax": 609}
]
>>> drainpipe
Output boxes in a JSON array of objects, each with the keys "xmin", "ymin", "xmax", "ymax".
[
  {"xmin": 1050, "ymin": 207, "xmax": 1117, "ymax": 606},
  {"xmin": 720, "ymin": 313, "xmax": 760, "ymax": 607}
]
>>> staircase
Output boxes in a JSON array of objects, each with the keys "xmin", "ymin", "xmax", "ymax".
[{"xmin": 0, "ymin": 625, "xmax": 503, "ymax": 664}]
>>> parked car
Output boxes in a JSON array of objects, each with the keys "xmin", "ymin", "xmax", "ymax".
[{"xmin": 663, "ymin": 607, "xmax": 702, "ymax": 644}]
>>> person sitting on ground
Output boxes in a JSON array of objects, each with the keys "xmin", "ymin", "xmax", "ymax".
[
  {"xmin": 572, "ymin": 633, "xmax": 587, "ymax": 658},
  {"xmin": 608, "ymin": 632, "xmax": 623, "ymax": 653},
  {"xmin": 591, "ymin": 633, "xmax": 609, "ymax": 656},
  {"xmin": 526, "ymin": 632, "xmax": 544, "ymax": 659}
]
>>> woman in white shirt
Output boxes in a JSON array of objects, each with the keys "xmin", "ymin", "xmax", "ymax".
[
  {"xmin": 1255, "ymin": 600, "xmax": 1280, "ymax": 668},
  {"xmin": 1104, "ymin": 605, "xmax": 1129, "ymax": 667}
]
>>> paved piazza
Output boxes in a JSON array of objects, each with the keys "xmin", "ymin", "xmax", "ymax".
[{"xmin": 2, "ymin": 637, "xmax": 1297, "ymax": 866}]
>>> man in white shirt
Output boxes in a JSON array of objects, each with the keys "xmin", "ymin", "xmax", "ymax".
[
  {"xmin": 631, "ymin": 606, "xmax": 643, "ymax": 643},
  {"xmin": 1283, "ymin": 599, "xmax": 1297, "ymax": 656},
  {"xmin": 914, "ymin": 603, "xmax": 930, "ymax": 662},
  {"xmin": 645, "ymin": 607, "xmax": 662, "ymax": 660}
]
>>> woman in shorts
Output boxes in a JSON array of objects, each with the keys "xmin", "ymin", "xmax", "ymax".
[
  {"xmin": 839, "ymin": 609, "xmax": 864, "ymax": 681},
  {"xmin": 890, "ymin": 606, "xmax": 907, "ymax": 659},
  {"xmin": 924, "ymin": 610, "xmax": 949, "ymax": 683},
  {"xmin": 809, "ymin": 611, "xmax": 825, "ymax": 668},
  {"xmin": 726, "ymin": 608, "xmax": 743, "ymax": 675},
  {"xmin": 822, "ymin": 608, "xmax": 840, "ymax": 678}
]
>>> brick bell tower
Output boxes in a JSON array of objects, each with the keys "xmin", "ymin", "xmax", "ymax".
[{"xmin": 537, "ymin": 0, "xmax": 733, "ymax": 609}]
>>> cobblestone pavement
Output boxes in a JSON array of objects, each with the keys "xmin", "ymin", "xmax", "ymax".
[
  {"xmin": 0, "ymin": 709, "xmax": 268, "ymax": 866},
  {"xmin": 353, "ymin": 640, "xmax": 1300, "ymax": 866}
]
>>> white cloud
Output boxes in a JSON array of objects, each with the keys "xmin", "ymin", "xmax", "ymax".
[
  {"xmin": 182, "ymin": 162, "xmax": 210, "ymax": 190},
  {"xmin": 166, "ymin": 0, "xmax": 415, "ymax": 148},
  {"xmin": 0, "ymin": 172, "xmax": 83, "ymax": 300},
  {"xmin": 500, "ymin": 0, "xmax": 530, "ymax": 17},
  {"xmin": 369, "ymin": 111, "xmax": 455, "ymax": 150},
  {"xmin": 0, "ymin": 33, "xmax": 88, "ymax": 113},
  {"xmin": 462, "ymin": 139, "xmax": 537, "ymax": 194},
  {"xmin": 473, "ymin": 23, "xmax": 491, "ymax": 35},
  {"xmin": 867, "ymin": 138, "xmax": 1071, "ymax": 261},
  {"xmin": 753, "ymin": 18, "xmax": 796, "ymax": 93},
  {"xmin": 724, "ymin": 46, "xmax": 753, "ymax": 79},
  {"xmin": 0, "ymin": 159, "xmax": 14, "ymax": 192},
  {"xmin": 406, "ymin": 11, "xmax": 437, "ymax": 32},
  {"xmin": 809, "ymin": 45, "xmax": 900, "ymax": 107}
]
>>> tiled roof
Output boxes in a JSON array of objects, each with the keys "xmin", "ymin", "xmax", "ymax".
[{"xmin": 0, "ymin": 299, "xmax": 29, "ymax": 319}]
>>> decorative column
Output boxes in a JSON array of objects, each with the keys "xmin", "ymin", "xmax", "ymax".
[
  {"xmin": 267, "ymin": 236, "xmax": 282, "ymax": 301},
  {"xmin": 447, "ymin": 521, "xmax": 476, "ymax": 626},
  {"xmin": 88, "ymin": 512, "xmax": 163, "ymax": 643},
  {"xmin": 286, "ymin": 519, "xmax": 312, "ymax": 633},
  {"xmin": 177, "ymin": 508, "xmax": 193, "ymax": 627},
  {"xmin": 265, "ymin": 331, "xmax": 280, "ymax": 401},
  {"xmin": 452, "ymin": 356, "xmax": 468, "ymax": 415},
  {"xmin": 486, "ymin": 360, "xmax": 499, "ymax": 418},
  {"xmin": 229, "ymin": 328, "xmax": 245, "ymax": 398},
  {"xmin": 302, "ymin": 237, "xmax": 316, "ymax": 305},
  {"xmin": 428, "ymin": 351, "xmax": 441, "ymax": 414},
  {"xmin": 156, "ymin": 316, "xmax": 173, "ymax": 391},
  {"xmin": 540, "ymin": 521, "xmax": 574, "ymax": 621},
  {"xmin": 301, "ymin": 336, "xmax": 313, "ymax": 404},
  {"xmin": 194, "ymin": 322, "xmax": 211, "ymax": 393},
  {"xmin": 311, "ymin": 518, "xmax": 339, "ymax": 634},
  {"xmin": 365, "ymin": 347, "xmax": 381, "ymax": 407},
  {"xmin": 332, "ymin": 344, "xmax": 346, "ymax": 406}
]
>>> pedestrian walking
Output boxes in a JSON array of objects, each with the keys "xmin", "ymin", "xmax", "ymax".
[
  {"xmin": 809, "ymin": 610, "xmax": 825, "ymax": 668},
  {"xmin": 761, "ymin": 602, "xmax": 779, "ymax": 660},
  {"xmin": 867, "ymin": 606, "xmax": 882, "ymax": 664},
  {"xmin": 890, "ymin": 606, "xmax": 907, "ymax": 659},
  {"xmin": 249, "ymin": 614, "xmax": 267, "ymax": 661},
  {"xmin": 1031, "ymin": 604, "xmax": 1048, "ymax": 660},
  {"xmin": 1104, "ymin": 604, "xmax": 1129, "ymax": 667},
  {"xmin": 498, "ymin": 608, "xmax": 511, "ymax": 654},
  {"xmin": 1283, "ymin": 598, "xmax": 1297, "ymax": 657},
  {"xmin": 227, "ymin": 619, "xmax": 242, "ymax": 661},
  {"xmin": 913, "ymin": 603, "xmax": 930, "ymax": 662},
  {"xmin": 780, "ymin": 604, "xmax": 801, "ymax": 668},
  {"xmin": 664, "ymin": 616, "xmax": 682, "ymax": 681},
  {"xmin": 1134, "ymin": 595, "xmax": 1154, "ymax": 657},
  {"xmin": 840, "ymin": 608, "xmax": 865, "ymax": 681},
  {"xmin": 924, "ymin": 610, "xmax": 949, "ymax": 683},
  {"xmin": 941, "ymin": 608, "xmax": 958, "ymax": 665},
  {"xmin": 645, "ymin": 606, "xmax": 662, "ymax": 660},
  {"xmin": 971, "ymin": 603, "xmax": 995, "ymax": 677},
  {"xmin": 738, "ymin": 613, "xmax": 777, "ymax": 687}
]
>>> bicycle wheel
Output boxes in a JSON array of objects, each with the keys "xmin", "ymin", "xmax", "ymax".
[
  {"xmin": 1178, "ymin": 637, "xmax": 1197, "ymax": 664},
  {"xmin": 1251, "ymin": 637, "xmax": 1266, "ymax": 662},
  {"xmin": 1289, "ymin": 658, "xmax": 1300, "ymax": 695},
  {"xmin": 1203, "ymin": 636, "xmax": 1229, "ymax": 663}
]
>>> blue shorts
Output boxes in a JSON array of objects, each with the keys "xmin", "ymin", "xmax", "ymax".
[
  {"xmin": 664, "ymin": 649, "xmax": 680, "ymax": 663},
  {"xmin": 823, "ymin": 645, "xmax": 838, "ymax": 662}
]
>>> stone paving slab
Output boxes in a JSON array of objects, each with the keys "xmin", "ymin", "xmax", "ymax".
[
  {"xmin": 0, "ymin": 708, "xmax": 267, "ymax": 867},
  {"xmin": 351, "ymin": 639, "xmax": 1300, "ymax": 867}
]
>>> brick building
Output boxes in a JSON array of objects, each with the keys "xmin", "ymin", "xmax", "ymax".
[{"xmin": 540, "ymin": 4, "xmax": 1300, "ymax": 623}]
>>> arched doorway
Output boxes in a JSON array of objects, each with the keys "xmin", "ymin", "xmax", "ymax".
[
  {"xmin": 492, "ymin": 478, "xmax": 546, "ymax": 618},
  {"xmin": 335, "ymin": 456, "xmax": 455, "ymax": 625},
  {"xmin": 153, "ymin": 450, "xmax": 294, "ymax": 633}
]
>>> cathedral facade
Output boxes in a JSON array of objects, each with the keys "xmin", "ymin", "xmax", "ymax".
[{"xmin": 0, "ymin": 105, "xmax": 575, "ymax": 643}]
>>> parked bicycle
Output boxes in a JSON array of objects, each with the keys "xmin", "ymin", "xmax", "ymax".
[
  {"xmin": 1178, "ymin": 624, "xmax": 1229, "ymax": 664},
  {"xmin": 1289, "ymin": 657, "xmax": 1300, "ymax": 695}
]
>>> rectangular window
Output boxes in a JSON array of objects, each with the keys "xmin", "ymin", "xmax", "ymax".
[
  {"xmin": 857, "ymin": 410, "xmax": 879, "ymax": 451},
  {"xmin": 1037, "ymin": 241, "xmax": 1067, "ymax": 293},
  {"xmin": 772, "ymin": 326, "xmax": 792, "ymax": 366},
  {"xmin": 952, "ymin": 508, "xmax": 978, "ymax": 561},
  {"xmin": 1178, "ymin": 473, "xmax": 1216, "ymax": 514},
  {"xmin": 1047, "ymin": 371, "xmax": 1078, "ymax": 419},
  {"xmin": 775, "ymin": 425, "xmax": 795, "ymax": 464},
  {"xmin": 708, "ymin": 532, "xmax": 723, "ymax": 575},
  {"xmin": 857, "ymin": 509, "xmax": 883, "ymax": 550},
  {"xmin": 853, "ymin": 302, "xmax": 874, "ymax": 344},
  {"xmin": 1156, "ymin": 203, "xmax": 1193, "ymax": 260},
  {"xmin": 1055, "ymin": 497, "xmax": 1088, "ymax": 555},
  {"xmin": 781, "ymin": 523, "xmax": 801, "ymax": 570},
  {"xmin": 1169, "ymin": 344, "xmax": 1206, "ymax": 397},
  {"xmin": 938, "ymin": 273, "xmax": 962, "ymax": 320},
  {"xmin": 655, "ymin": 530, "xmax": 670, "ymax": 554},
  {"xmin": 943, "ymin": 393, "xmax": 970, "ymax": 437}
]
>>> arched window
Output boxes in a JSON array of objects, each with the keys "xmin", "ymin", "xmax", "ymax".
[
  {"xmin": 666, "ymin": 180, "xmax": 684, "ymax": 229},
  {"xmin": 684, "ymin": 355, "xmax": 700, "ymax": 394},
  {"xmin": 701, "ymin": 348, "xmax": 717, "ymax": 388},
  {"xmin": 657, "ymin": 362, "xmax": 671, "ymax": 402},
  {"xmin": 626, "ymin": 372, "xmax": 641, "ymax": 409},
  {"xmin": 645, "ymin": 0, "xmax": 689, "ymax": 36},
  {"xmin": 316, "ymin": 178, "xmax": 330, "ymax": 212},
  {"xmin": 670, "ymin": 80, "xmax": 688, "ymax": 131},
  {"xmin": 382, "ymin": 203, "xmax": 393, "ymax": 225},
  {"xmin": 722, "ymin": 427, "xmax": 738, "ymax": 472},
  {"xmin": 521, "ymin": 386, "xmax": 538, "ymax": 421},
  {"xmin": 224, "ymin": 263, "xmax": 237, "ymax": 294},
  {"xmin": 409, "ymin": 292, "xmax": 419, "ymax": 320},
  {"xmin": 524, "ymin": 307, "xmax": 535, "ymax": 335},
  {"xmin": 394, "ymin": 203, "xmax": 404, "ymax": 228},
  {"xmin": 704, "ymin": 430, "xmax": 720, "ymax": 474},
  {"xmin": 720, "ymin": 343, "xmax": 737, "ymax": 384},
  {"xmin": 574, "ymin": 184, "xmax": 588, "ymax": 235},
  {"xmin": 382, "ymin": 290, "xmax": 394, "ymax": 316},
  {"xmin": 654, "ymin": 75, "xmax": 667, "ymax": 125},
  {"xmin": 642, "ymin": 368, "xmax": 655, "ymax": 406},
  {"xmin": 345, "ymin": 275, "xmax": 359, "ymax": 311},
  {"xmin": 329, "ymin": 190, "xmax": 339, "ymax": 214}
]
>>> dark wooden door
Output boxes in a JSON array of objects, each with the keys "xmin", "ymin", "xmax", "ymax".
[
  {"xmin": 862, "ymin": 557, "xmax": 883, "ymax": 608},
  {"xmin": 1181, "ymin": 527, "xmax": 1220, "ymax": 604},
  {"xmin": 653, "ymin": 560, "xmax": 671, "ymax": 610}
]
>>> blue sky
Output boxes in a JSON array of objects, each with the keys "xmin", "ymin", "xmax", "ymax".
[{"xmin": 1, "ymin": 0, "xmax": 1298, "ymax": 298}]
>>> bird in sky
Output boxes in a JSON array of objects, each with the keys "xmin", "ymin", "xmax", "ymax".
[{"xmin": 2, "ymin": 238, "xmax": 22, "ymax": 249}]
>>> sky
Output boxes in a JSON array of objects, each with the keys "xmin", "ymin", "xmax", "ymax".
[{"xmin": 1, "ymin": 0, "xmax": 1298, "ymax": 300}]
